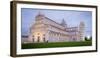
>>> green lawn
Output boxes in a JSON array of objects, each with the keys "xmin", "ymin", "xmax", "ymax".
[{"xmin": 22, "ymin": 41, "xmax": 92, "ymax": 49}]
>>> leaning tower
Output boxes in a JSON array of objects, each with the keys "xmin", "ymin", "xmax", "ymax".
[{"xmin": 79, "ymin": 21, "xmax": 85, "ymax": 41}]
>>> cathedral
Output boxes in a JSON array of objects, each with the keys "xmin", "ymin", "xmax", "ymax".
[{"xmin": 28, "ymin": 12, "xmax": 85, "ymax": 43}]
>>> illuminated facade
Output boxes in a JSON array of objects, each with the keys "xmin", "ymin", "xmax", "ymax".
[{"xmin": 28, "ymin": 12, "xmax": 85, "ymax": 43}]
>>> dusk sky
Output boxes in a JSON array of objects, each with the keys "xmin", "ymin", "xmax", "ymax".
[{"xmin": 21, "ymin": 8, "xmax": 92, "ymax": 37}]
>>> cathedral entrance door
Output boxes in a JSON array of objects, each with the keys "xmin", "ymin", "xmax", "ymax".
[{"xmin": 37, "ymin": 36, "xmax": 40, "ymax": 42}]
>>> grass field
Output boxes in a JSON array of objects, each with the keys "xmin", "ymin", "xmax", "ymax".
[{"xmin": 22, "ymin": 41, "xmax": 92, "ymax": 49}]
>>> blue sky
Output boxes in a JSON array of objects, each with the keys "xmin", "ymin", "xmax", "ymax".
[{"xmin": 21, "ymin": 8, "xmax": 92, "ymax": 37}]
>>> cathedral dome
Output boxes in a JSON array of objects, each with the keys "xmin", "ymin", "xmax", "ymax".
[
  {"xmin": 61, "ymin": 19, "xmax": 67, "ymax": 27},
  {"xmin": 36, "ymin": 11, "xmax": 45, "ymax": 18}
]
